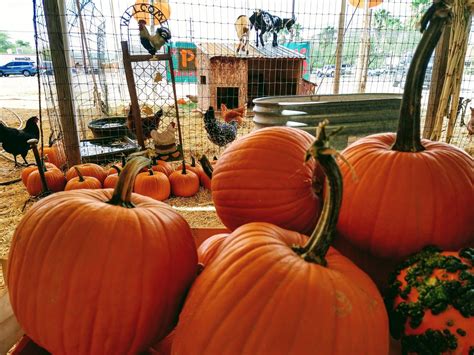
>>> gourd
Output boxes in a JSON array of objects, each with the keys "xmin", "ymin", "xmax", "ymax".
[
  {"xmin": 172, "ymin": 122, "xmax": 388, "ymax": 355},
  {"xmin": 7, "ymin": 157, "xmax": 198, "ymax": 354},
  {"xmin": 211, "ymin": 127, "xmax": 321, "ymax": 235},
  {"xmin": 337, "ymin": 3, "xmax": 473, "ymax": 260},
  {"xmin": 64, "ymin": 167, "xmax": 102, "ymax": 190},
  {"xmin": 385, "ymin": 246, "xmax": 473, "ymax": 355},
  {"xmin": 134, "ymin": 169, "xmax": 171, "ymax": 201},
  {"xmin": 169, "ymin": 161, "xmax": 200, "ymax": 197},
  {"xmin": 66, "ymin": 163, "xmax": 107, "ymax": 184}
]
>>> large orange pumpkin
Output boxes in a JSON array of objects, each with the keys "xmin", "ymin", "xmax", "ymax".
[
  {"xmin": 66, "ymin": 163, "xmax": 107, "ymax": 184},
  {"xmin": 337, "ymin": 5, "xmax": 473, "ymax": 260},
  {"xmin": 211, "ymin": 127, "xmax": 321, "ymax": 235},
  {"xmin": 172, "ymin": 123, "xmax": 388, "ymax": 355},
  {"xmin": 152, "ymin": 158, "xmax": 173, "ymax": 177},
  {"xmin": 385, "ymin": 246, "xmax": 473, "ymax": 355},
  {"xmin": 7, "ymin": 157, "xmax": 198, "ymax": 354}
]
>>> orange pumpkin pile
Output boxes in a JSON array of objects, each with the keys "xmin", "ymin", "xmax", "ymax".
[
  {"xmin": 8, "ymin": 157, "xmax": 198, "ymax": 354},
  {"xmin": 8, "ymin": 4, "xmax": 474, "ymax": 355}
]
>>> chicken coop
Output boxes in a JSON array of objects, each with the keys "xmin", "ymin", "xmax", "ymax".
[{"xmin": 196, "ymin": 42, "xmax": 315, "ymax": 112}]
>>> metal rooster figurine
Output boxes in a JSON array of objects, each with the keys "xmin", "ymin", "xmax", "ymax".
[{"xmin": 138, "ymin": 19, "xmax": 172, "ymax": 58}]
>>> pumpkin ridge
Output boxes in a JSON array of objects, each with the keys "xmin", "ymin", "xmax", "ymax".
[
  {"xmin": 199, "ymin": 246, "xmax": 301, "ymax": 352},
  {"xmin": 243, "ymin": 255, "xmax": 304, "ymax": 354}
]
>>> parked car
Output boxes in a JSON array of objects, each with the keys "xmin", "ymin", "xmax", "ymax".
[
  {"xmin": 317, "ymin": 64, "xmax": 352, "ymax": 77},
  {"xmin": 0, "ymin": 61, "xmax": 38, "ymax": 77}
]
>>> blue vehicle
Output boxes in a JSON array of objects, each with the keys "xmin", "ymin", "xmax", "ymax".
[{"xmin": 0, "ymin": 61, "xmax": 38, "ymax": 77}]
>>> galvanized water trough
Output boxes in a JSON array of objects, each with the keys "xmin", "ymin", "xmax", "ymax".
[{"xmin": 253, "ymin": 94, "xmax": 402, "ymax": 149}]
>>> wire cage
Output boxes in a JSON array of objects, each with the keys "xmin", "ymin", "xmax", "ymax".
[{"xmin": 33, "ymin": 0, "xmax": 474, "ymax": 168}]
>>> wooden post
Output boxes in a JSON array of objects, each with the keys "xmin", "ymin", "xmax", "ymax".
[
  {"xmin": 43, "ymin": 0, "xmax": 81, "ymax": 166},
  {"xmin": 121, "ymin": 41, "xmax": 146, "ymax": 149},
  {"xmin": 334, "ymin": 0, "xmax": 347, "ymax": 94},
  {"xmin": 355, "ymin": 1, "xmax": 371, "ymax": 93},
  {"xmin": 423, "ymin": 25, "xmax": 451, "ymax": 138}
]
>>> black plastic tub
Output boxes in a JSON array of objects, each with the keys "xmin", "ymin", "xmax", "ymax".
[{"xmin": 88, "ymin": 117, "xmax": 130, "ymax": 139}]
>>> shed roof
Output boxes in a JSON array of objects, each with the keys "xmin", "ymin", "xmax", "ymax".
[{"xmin": 197, "ymin": 42, "xmax": 305, "ymax": 60}]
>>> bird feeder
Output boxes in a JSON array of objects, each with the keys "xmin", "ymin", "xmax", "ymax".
[{"xmin": 348, "ymin": 0, "xmax": 382, "ymax": 8}]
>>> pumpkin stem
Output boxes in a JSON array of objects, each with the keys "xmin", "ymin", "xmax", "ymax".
[
  {"xmin": 107, "ymin": 156, "xmax": 151, "ymax": 208},
  {"xmin": 111, "ymin": 165, "xmax": 121, "ymax": 175},
  {"xmin": 27, "ymin": 138, "xmax": 51, "ymax": 195},
  {"xmin": 181, "ymin": 160, "xmax": 187, "ymax": 175},
  {"xmin": 74, "ymin": 166, "xmax": 85, "ymax": 182},
  {"xmin": 293, "ymin": 120, "xmax": 343, "ymax": 266},
  {"xmin": 392, "ymin": 2, "xmax": 451, "ymax": 152},
  {"xmin": 148, "ymin": 168, "xmax": 154, "ymax": 176},
  {"xmin": 199, "ymin": 155, "xmax": 213, "ymax": 179},
  {"xmin": 121, "ymin": 154, "xmax": 127, "ymax": 167},
  {"xmin": 191, "ymin": 156, "xmax": 196, "ymax": 167}
]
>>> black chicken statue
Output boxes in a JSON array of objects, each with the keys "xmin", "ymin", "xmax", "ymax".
[{"xmin": 203, "ymin": 106, "xmax": 238, "ymax": 147}]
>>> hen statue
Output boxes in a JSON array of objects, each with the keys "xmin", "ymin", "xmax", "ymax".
[
  {"xmin": 138, "ymin": 19, "xmax": 172, "ymax": 56},
  {"xmin": 151, "ymin": 122, "xmax": 181, "ymax": 160},
  {"xmin": 0, "ymin": 116, "xmax": 39, "ymax": 166},
  {"xmin": 203, "ymin": 106, "xmax": 238, "ymax": 147}
]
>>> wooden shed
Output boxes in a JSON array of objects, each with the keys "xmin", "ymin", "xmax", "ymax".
[{"xmin": 196, "ymin": 42, "xmax": 308, "ymax": 111}]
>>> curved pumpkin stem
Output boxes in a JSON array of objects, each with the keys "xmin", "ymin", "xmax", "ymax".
[
  {"xmin": 74, "ymin": 166, "xmax": 85, "ymax": 182},
  {"xmin": 392, "ymin": 2, "xmax": 451, "ymax": 152},
  {"xmin": 108, "ymin": 156, "xmax": 151, "ymax": 208},
  {"xmin": 293, "ymin": 120, "xmax": 343, "ymax": 266},
  {"xmin": 199, "ymin": 155, "xmax": 213, "ymax": 179},
  {"xmin": 111, "ymin": 165, "xmax": 121, "ymax": 176},
  {"xmin": 191, "ymin": 156, "xmax": 196, "ymax": 168},
  {"xmin": 148, "ymin": 168, "xmax": 154, "ymax": 176}
]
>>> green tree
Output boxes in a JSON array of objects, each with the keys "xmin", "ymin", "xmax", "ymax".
[
  {"xmin": 14, "ymin": 39, "xmax": 33, "ymax": 54},
  {"xmin": 410, "ymin": 0, "xmax": 431, "ymax": 28},
  {"xmin": 0, "ymin": 32, "xmax": 14, "ymax": 53}
]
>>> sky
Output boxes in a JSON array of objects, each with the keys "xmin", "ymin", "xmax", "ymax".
[{"xmin": 0, "ymin": 0, "xmax": 417, "ymax": 46}]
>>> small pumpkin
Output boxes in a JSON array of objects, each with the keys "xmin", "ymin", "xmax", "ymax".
[
  {"xmin": 169, "ymin": 161, "xmax": 200, "ymax": 197},
  {"xmin": 172, "ymin": 122, "xmax": 389, "ymax": 355},
  {"xmin": 211, "ymin": 126, "xmax": 321, "ymax": 235},
  {"xmin": 65, "ymin": 167, "xmax": 102, "ymax": 190},
  {"xmin": 385, "ymin": 246, "xmax": 473, "ymax": 355},
  {"xmin": 21, "ymin": 162, "xmax": 57, "ymax": 186},
  {"xmin": 197, "ymin": 155, "xmax": 212, "ymax": 190},
  {"xmin": 107, "ymin": 156, "xmax": 127, "ymax": 175},
  {"xmin": 337, "ymin": 4, "xmax": 473, "ymax": 260},
  {"xmin": 26, "ymin": 165, "xmax": 66, "ymax": 196},
  {"xmin": 8, "ymin": 157, "xmax": 198, "ymax": 354},
  {"xmin": 103, "ymin": 165, "xmax": 121, "ymax": 189},
  {"xmin": 40, "ymin": 134, "xmax": 67, "ymax": 169},
  {"xmin": 134, "ymin": 169, "xmax": 171, "ymax": 201},
  {"xmin": 151, "ymin": 157, "xmax": 173, "ymax": 177},
  {"xmin": 66, "ymin": 163, "xmax": 107, "ymax": 184},
  {"xmin": 176, "ymin": 156, "xmax": 201, "ymax": 177}
]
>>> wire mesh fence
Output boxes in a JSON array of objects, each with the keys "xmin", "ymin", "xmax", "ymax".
[{"xmin": 28, "ymin": 0, "xmax": 474, "ymax": 167}]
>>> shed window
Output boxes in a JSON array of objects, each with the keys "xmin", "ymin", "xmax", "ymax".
[{"xmin": 217, "ymin": 87, "xmax": 239, "ymax": 109}]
